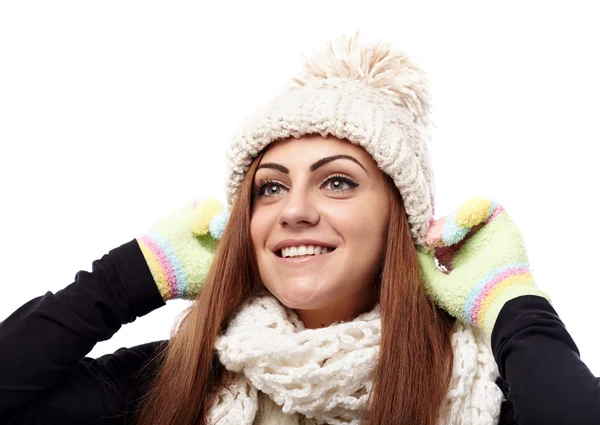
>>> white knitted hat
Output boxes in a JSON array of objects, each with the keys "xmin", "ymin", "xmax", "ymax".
[{"xmin": 225, "ymin": 33, "xmax": 436, "ymax": 247}]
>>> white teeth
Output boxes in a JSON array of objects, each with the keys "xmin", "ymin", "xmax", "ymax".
[{"xmin": 280, "ymin": 244, "xmax": 334, "ymax": 258}]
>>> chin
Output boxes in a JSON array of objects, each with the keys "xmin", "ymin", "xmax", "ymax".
[{"xmin": 269, "ymin": 281, "xmax": 328, "ymax": 310}]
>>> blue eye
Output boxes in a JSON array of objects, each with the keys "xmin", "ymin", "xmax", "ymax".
[
  {"xmin": 255, "ymin": 179, "xmax": 287, "ymax": 198},
  {"xmin": 322, "ymin": 175, "xmax": 358, "ymax": 192}
]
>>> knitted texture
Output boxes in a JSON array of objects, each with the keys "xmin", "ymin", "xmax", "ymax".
[
  {"xmin": 137, "ymin": 198, "xmax": 229, "ymax": 301},
  {"xmin": 225, "ymin": 33, "xmax": 435, "ymax": 247},
  {"xmin": 417, "ymin": 196, "xmax": 552, "ymax": 335},
  {"xmin": 209, "ymin": 293, "xmax": 503, "ymax": 425}
]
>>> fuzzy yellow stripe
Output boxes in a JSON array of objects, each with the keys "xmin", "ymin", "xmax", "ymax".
[
  {"xmin": 138, "ymin": 241, "xmax": 170, "ymax": 301},
  {"xmin": 476, "ymin": 273, "xmax": 535, "ymax": 327}
]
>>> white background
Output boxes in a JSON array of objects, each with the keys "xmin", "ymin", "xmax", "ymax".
[{"xmin": 1, "ymin": 1, "xmax": 599, "ymax": 375}]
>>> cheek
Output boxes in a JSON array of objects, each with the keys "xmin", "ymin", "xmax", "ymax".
[
  {"xmin": 250, "ymin": 209, "xmax": 273, "ymax": 249},
  {"xmin": 249, "ymin": 218, "xmax": 261, "ymax": 250},
  {"xmin": 330, "ymin": 199, "xmax": 388, "ymax": 245}
]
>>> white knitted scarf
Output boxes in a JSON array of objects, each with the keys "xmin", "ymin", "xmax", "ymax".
[{"xmin": 209, "ymin": 294, "xmax": 504, "ymax": 425}]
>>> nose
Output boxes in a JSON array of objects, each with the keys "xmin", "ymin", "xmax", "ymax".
[{"xmin": 278, "ymin": 185, "xmax": 320, "ymax": 228}]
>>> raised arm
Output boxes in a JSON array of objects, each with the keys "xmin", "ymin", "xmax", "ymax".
[
  {"xmin": 0, "ymin": 239, "xmax": 166, "ymax": 416},
  {"xmin": 0, "ymin": 197, "xmax": 225, "ymax": 422}
]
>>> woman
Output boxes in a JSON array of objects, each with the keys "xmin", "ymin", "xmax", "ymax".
[{"xmin": 1, "ymin": 34, "xmax": 598, "ymax": 425}]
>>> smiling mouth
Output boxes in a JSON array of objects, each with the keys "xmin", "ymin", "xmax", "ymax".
[{"xmin": 275, "ymin": 247, "xmax": 337, "ymax": 258}]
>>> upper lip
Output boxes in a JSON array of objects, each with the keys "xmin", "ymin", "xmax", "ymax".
[{"xmin": 272, "ymin": 239, "xmax": 337, "ymax": 253}]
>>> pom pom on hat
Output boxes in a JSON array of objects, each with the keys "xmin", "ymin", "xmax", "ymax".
[{"xmin": 292, "ymin": 31, "xmax": 431, "ymax": 126}]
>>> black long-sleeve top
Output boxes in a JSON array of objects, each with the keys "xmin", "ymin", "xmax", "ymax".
[{"xmin": 0, "ymin": 239, "xmax": 598, "ymax": 424}]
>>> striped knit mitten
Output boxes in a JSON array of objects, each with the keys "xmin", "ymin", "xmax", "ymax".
[
  {"xmin": 416, "ymin": 196, "xmax": 552, "ymax": 336},
  {"xmin": 136, "ymin": 198, "xmax": 230, "ymax": 301}
]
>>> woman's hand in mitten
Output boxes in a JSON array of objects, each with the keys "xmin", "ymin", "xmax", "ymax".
[
  {"xmin": 416, "ymin": 196, "xmax": 552, "ymax": 336},
  {"xmin": 136, "ymin": 198, "xmax": 230, "ymax": 301}
]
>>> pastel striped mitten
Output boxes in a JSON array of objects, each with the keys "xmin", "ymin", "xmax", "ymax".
[
  {"xmin": 136, "ymin": 198, "xmax": 230, "ymax": 301},
  {"xmin": 416, "ymin": 196, "xmax": 552, "ymax": 336}
]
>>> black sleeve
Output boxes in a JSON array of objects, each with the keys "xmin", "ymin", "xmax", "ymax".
[
  {"xmin": 0, "ymin": 239, "xmax": 167, "ymax": 423},
  {"xmin": 491, "ymin": 295, "xmax": 600, "ymax": 425},
  {"xmin": 1, "ymin": 340, "xmax": 168, "ymax": 425}
]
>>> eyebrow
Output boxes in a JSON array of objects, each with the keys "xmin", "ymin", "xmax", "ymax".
[{"xmin": 256, "ymin": 154, "xmax": 368, "ymax": 174}]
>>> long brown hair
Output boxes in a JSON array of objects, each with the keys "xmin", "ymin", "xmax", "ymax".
[{"xmin": 133, "ymin": 150, "xmax": 456, "ymax": 425}]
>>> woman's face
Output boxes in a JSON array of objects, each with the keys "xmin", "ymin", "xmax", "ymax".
[{"xmin": 250, "ymin": 135, "xmax": 391, "ymax": 328}]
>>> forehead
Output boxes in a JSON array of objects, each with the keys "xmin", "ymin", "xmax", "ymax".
[{"xmin": 259, "ymin": 135, "xmax": 375, "ymax": 166}]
